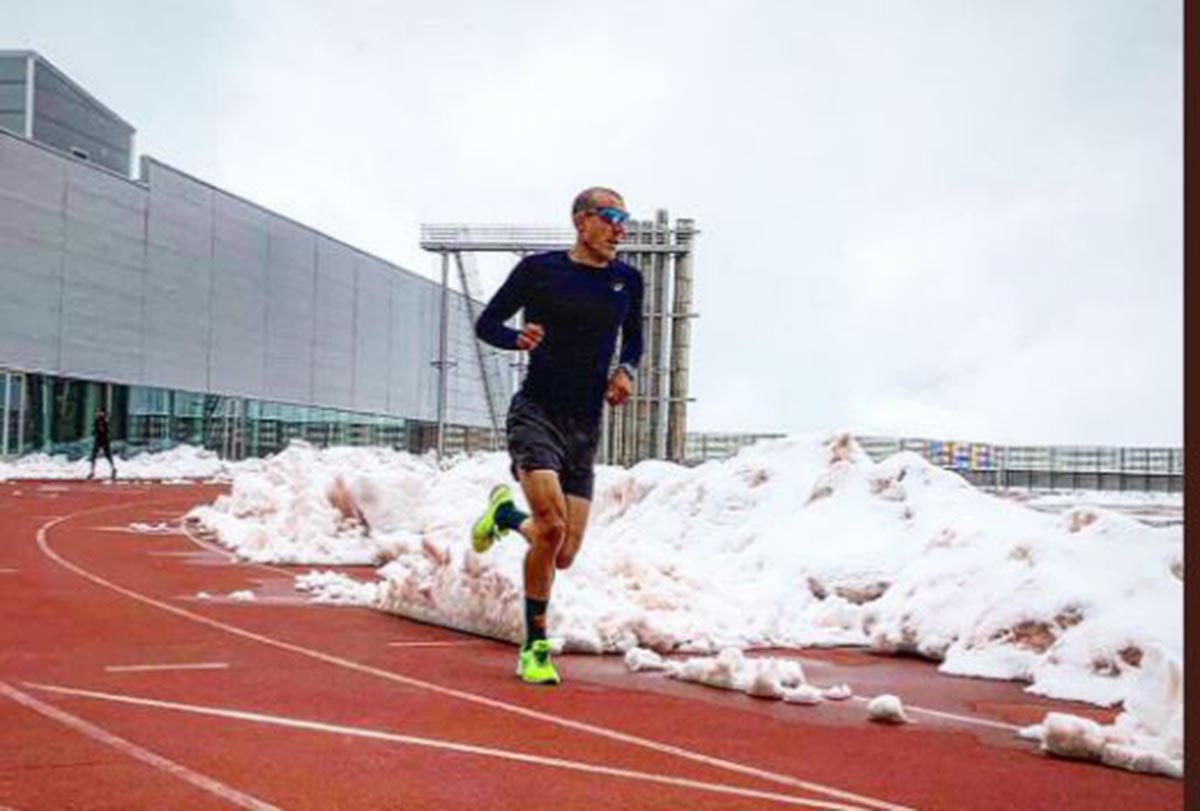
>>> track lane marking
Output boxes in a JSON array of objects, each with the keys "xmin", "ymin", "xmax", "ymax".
[
  {"xmin": 37, "ymin": 503, "xmax": 916, "ymax": 811},
  {"xmin": 388, "ymin": 640, "xmax": 491, "ymax": 647},
  {"xmin": 25, "ymin": 681, "xmax": 868, "ymax": 810},
  {"xmin": 105, "ymin": 662, "xmax": 230, "ymax": 673},
  {"xmin": 0, "ymin": 681, "xmax": 279, "ymax": 811},
  {"xmin": 179, "ymin": 524, "xmax": 293, "ymax": 575},
  {"xmin": 849, "ymin": 696, "xmax": 1022, "ymax": 732}
]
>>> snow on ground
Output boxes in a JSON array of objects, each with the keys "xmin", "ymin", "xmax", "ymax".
[
  {"xmin": 0, "ymin": 445, "xmax": 233, "ymax": 481},
  {"xmin": 9, "ymin": 435, "xmax": 1181, "ymax": 777},
  {"xmin": 867, "ymin": 694, "xmax": 911, "ymax": 724},
  {"xmin": 295, "ymin": 570, "xmax": 382, "ymax": 605},
  {"xmin": 181, "ymin": 435, "xmax": 1183, "ymax": 776}
]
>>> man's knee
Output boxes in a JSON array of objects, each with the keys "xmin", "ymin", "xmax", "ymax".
[{"xmin": 531, "ymin": 513, "xmax": 567, "ymax": 551}]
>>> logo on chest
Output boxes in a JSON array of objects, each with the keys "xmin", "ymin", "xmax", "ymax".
[{"xmin": 610, "ymin": 280, "xmax": 625, "ymax": 292}]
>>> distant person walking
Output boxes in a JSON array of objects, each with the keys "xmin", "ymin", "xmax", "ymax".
[
  {"xmin": 472, "ymin": 187, "xmax": 643, "ymax": 685},
  {"xmin": 87, "ymin": 405, "xmax": 117, "ymax": 480}
]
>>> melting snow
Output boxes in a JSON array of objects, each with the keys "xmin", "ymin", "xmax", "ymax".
[
  {"xmin": 13, "ymin": 434, "xmax": 1177, "ymax": 778},
  {"xmin": 867, "ymin": 694, "xmax": 911, "ymax": 724}
]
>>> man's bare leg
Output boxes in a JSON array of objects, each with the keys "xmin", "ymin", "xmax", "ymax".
[
  {"xmin": 557, "ymin": 495, "xmax": 590, "ymax": 571},
  {"xmin": 515, "ymin": 470, "xmax": 567, "ymax": 602}
]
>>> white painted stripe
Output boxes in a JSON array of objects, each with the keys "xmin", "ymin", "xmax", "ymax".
[
  {"xmin": 182, "ymin": 524, "xmax": 380, "ymax": 593},
  {"xmin": 0, "ymin": 681, "xmax": 279, "ymax": 811},
  {"xmin": 25, "ymin": 682, "xmax": 864, "ymax": 810},
  {"xmin": 38, "ymin": 508, "xmax": 913, "ymax": 811},
  {"xmin": 177, "ymin": 525, "xmax": 240, "ymax": 563},
  {"xmin": 106, "ymin": 662, "xmax": 229, "ymax": 674},
  {"xmin": 850, "ymin": 695, "xmax": 1022, "ymax": 732},
  {"xmin": 388, "ymin": 640, "xmax": 490, "ymax": 648},
  {"xmin": 92, "ymin": 526, "xmax": 185, "ymax": 536}
]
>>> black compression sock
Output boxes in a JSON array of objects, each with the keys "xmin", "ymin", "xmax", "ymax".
[
  {"xmin": 495, "ymin": 501, "xmax": 529, "ymax": 532},
  {"xmin": 524, "ymin": 597, "xmax": 548, "ymax": 649}
]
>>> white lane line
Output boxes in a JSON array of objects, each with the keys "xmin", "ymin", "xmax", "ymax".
[
  {"xmin": 105, "ymin": 662, "xmax": 230, "ymax": 674},
  {"xmin": 181, "ymin": 524, "xmax": 382, "ymax": 596},
  {"xmin": 38, "ymin": 507, "xmax": 914, "ymax": 811},
  {"xmin": 92, "ymin": 527, "xmax": 186, "ymax": 536},
  {"xmin": 388, "ymin": 640, "xmax": 491, "ymax": 648},
  {"xmin": 0, "ymin": 681, "xmax": 279, "ymax": 811},
  {"xmin": 849, "ymin": 696, "xmax": 1023, "ymax": 733},
  {"xmin": 25, "ymin": 682, "xmax": 865, "ymax": 810},
  {"xmin": 177, "ymin": 525, "xmax": 240, "ymax": 564}
]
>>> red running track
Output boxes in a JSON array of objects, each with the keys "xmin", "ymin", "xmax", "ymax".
[{"xmin": 0, "ymin": 481, "xmax": 1183, "ymax": 810}]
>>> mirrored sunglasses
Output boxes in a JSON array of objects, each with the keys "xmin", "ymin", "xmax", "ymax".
[{"xmin": 591, "ymin": 206, "xmax": 630, "ymax": 226}]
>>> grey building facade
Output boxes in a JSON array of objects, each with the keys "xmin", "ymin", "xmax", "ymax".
[
  {"xmin": 1, "ymin": 52, "xmax": 505, "ymax": 461},
  {"xmin": 0, "ymin": 51, "xmax": 134, "ymax": 176}
]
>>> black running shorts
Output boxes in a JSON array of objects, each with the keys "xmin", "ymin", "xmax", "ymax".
[{"xmin": 506, "ymin": 392, "xmax": 600, "ymax": 500}]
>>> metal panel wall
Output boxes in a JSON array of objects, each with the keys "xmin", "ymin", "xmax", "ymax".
[
  {"xmin": 58, "ymin": 159, "xmax": 145, "ymax": 382},
  {"xmin": 208, "ymin": 191, "xmax": 269, "ymax": 399},
  {"xmin": 311, "ymin": 237, "xmax": 356, "ymax": 409},
  {"xmin": 352, "ymin": 256, "xmax": 393, "ymax": 414},
  {"xmin": 263, "ymin": 218, "xmax": 316, "ymax": 404},
  {"xmin": 143, "ymin": 159, "xmax": 211, "ymax": 391},
  {"xmin": 0, "ymin": 128, "xmax": 502, "ymax": 427},
  {"xmin": 444, "ymin": 294, "xmax": 489, "ymax": 427},
  {"xmin": 0, "ymin": 56, "xmax": 27, "ymax": 136},
  {"xmin": 32, "ymin": 62, "xmax": 132, "ymax": 175},
  {"xmin": 0, "ymin": 132, "xmax": 66, "ymax": 371},
  {"xmin": 388, "ymin": 273, "xmax": 440, "ymax": 421}
]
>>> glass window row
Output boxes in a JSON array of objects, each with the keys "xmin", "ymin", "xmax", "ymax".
[{"xmin": 1, "ymin": 370, "xmax": 500, "ymax": 460}]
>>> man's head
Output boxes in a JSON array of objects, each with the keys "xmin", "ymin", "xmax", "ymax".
[{"xmin": 571, "ymin": 186, "xmax": 628, "ymax": 264}]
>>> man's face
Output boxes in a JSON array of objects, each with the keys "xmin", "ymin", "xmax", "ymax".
[{"xmin": 574, "ymin": 192, "xmax": 628, "ymax": 262}]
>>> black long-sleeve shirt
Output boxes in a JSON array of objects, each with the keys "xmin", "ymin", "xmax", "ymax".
[{"xmin": 476, "ymin": 251, "xmax": 643, "ymax": 420}]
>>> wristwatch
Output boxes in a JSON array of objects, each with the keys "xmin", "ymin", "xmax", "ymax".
[{"xmin": 618, "ymin": 363, "xmax": 637, "ymax": 381}]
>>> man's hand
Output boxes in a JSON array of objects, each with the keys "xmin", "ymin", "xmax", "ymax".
[
  {"xmin": 605, "ymin": 367, "xmax": 634, "ymax": 406},
  {"xmin": 516, "ymin": 322, "xmax": 545, "ymax": 351}
]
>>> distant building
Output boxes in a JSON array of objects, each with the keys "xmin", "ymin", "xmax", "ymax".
[{"xmin": 0, "ymin": 51, "xmax": 506, "ymax": 461}]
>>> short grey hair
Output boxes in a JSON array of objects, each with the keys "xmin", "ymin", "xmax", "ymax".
[{"xmin": 571, "ymin": 187, "xmax": 624, "ymax": 217}]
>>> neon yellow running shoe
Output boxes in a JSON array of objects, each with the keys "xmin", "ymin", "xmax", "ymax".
[
  {"xmin": 516, "ymin": 639, "xmax": 560, "ymax": 685},
  {"xmin": 472, "ymin": 484, "xmax": 513, "ymax": 554}
]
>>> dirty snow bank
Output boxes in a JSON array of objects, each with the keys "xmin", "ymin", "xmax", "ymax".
[{"xmin": 187, "ymin": 435, "xmax": 1183, "ymax": 776}]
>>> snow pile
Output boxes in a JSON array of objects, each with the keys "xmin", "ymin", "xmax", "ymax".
[
  {"xmin": 127, "ymin": 522, "xmax": 176, "ymax": 534},
  {"xmin": 624, "ymin": 647, "xmax": 669, "ymax": 672},
  {"xmin": 1019, "ymin": 646, "xmax": 1183, "ymax": 778},
  {"xmin": 666, "ymin": 647, "xmax": 808, "ymax": 699},
  {"xmin": 189, "ymin": 433, "xmax": 1183, "ymax": 776},
  {"xmin": 867, "ymin": 694, "xmax": 911, "ymax": 724},
  {"xmin": 624, "ymin": 647, "xmax": 852, "ymax": 705},
  {"xmin": 0, "ymin": 444, "xmax": 233, "ymax": 481},
  {"xmin": 186, "ymin": 442, "xmax": 443, "ymax": 565},
  {"xmin": 295, "ymin": 571, "xmax": 381, "ymax": 606}
]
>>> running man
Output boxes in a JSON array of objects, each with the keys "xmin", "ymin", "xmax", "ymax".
[
  {"xmin": 87, "ymin": 405, "xmax": 117, "ymax": 480},
  {"xmin": 472, "ymin": 187, "xmax": 643, "ymax": 685}
]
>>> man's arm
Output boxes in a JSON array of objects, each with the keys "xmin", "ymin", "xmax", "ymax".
[
  {"xmin": 618, "ymin": 269, "xmax": 644, "ymax": 370},
  {"xmin": 475, "ymin": 259, "xmax": 531, "ymax": 350},
  {"xmin": 606, "ymin": 270, "xmax": 645, "ymax": 406}
]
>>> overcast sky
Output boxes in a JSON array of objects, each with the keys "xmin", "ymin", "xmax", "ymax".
[{"xmin": 4, "ymin": 0, "xmax": 1182, "ymax": 445}]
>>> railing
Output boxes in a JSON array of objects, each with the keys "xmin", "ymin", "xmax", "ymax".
[
  {"xmin": 420, "ymin": 223, "xmax": 692, "ymax": 254},
  {"xmin": 685, "ymin": 432, "xmax": 1183, "ymax": 493}
]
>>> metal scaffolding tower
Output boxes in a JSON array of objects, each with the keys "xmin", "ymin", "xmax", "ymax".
[{"xmin": 419, "ymin": 213, "xmax": 697, "ymax": 464}]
